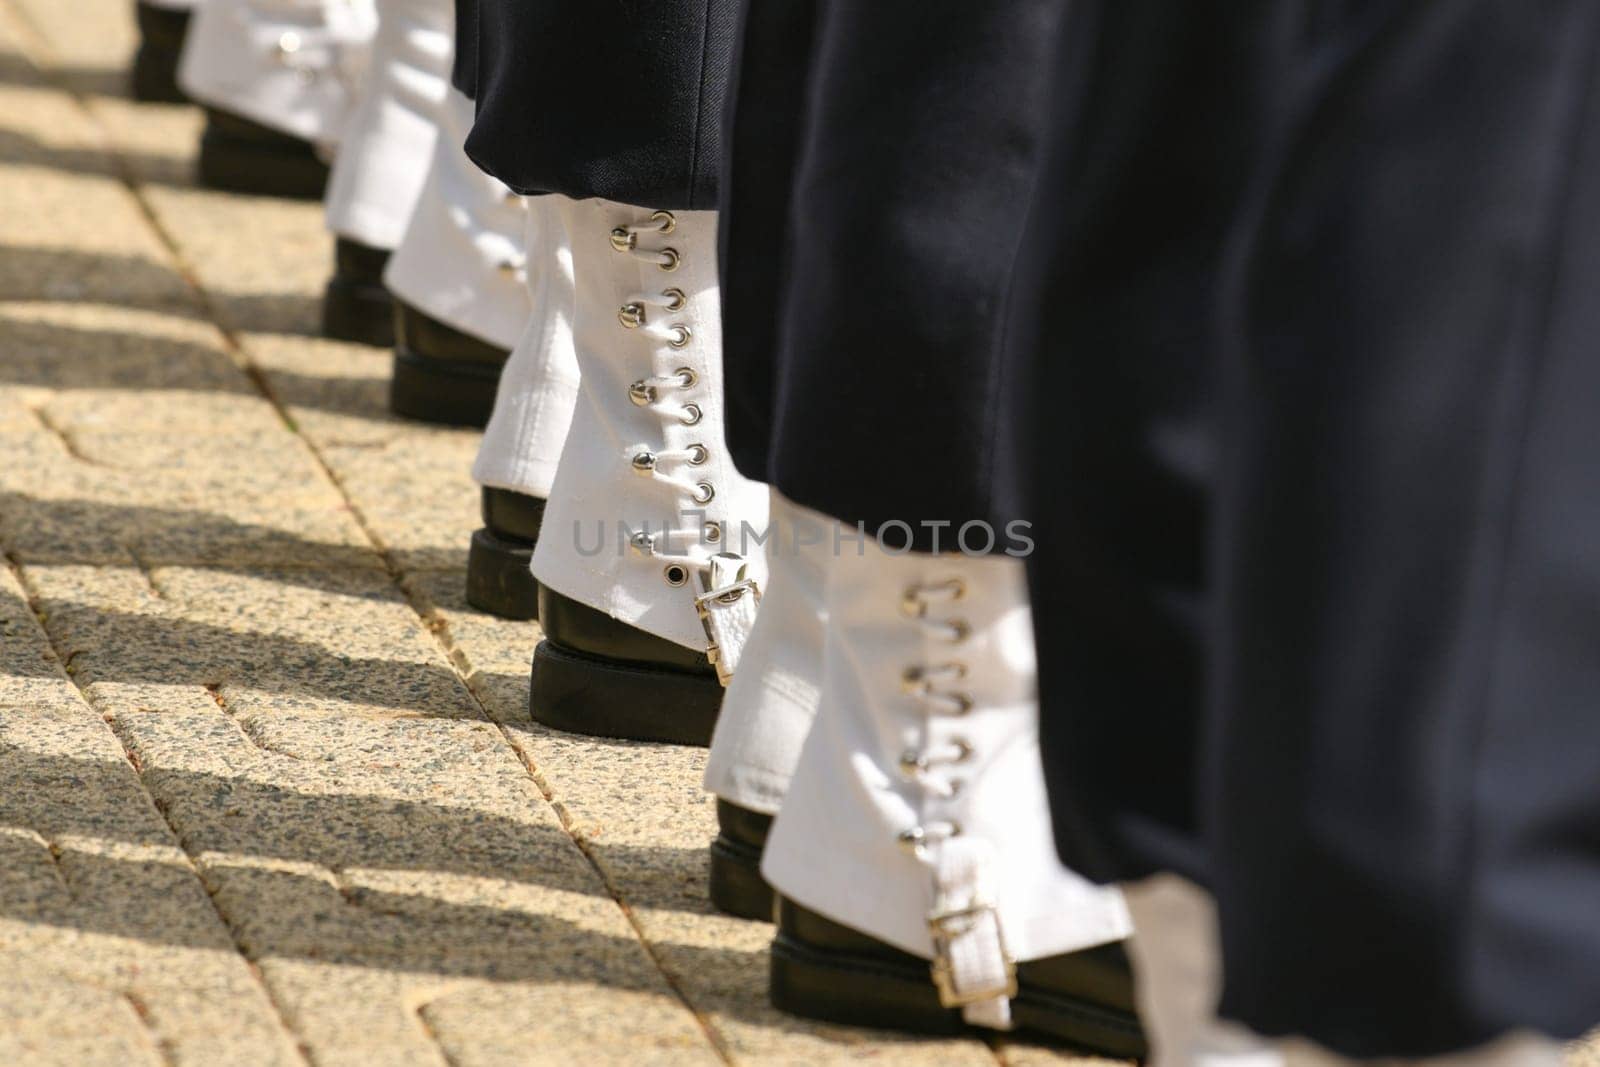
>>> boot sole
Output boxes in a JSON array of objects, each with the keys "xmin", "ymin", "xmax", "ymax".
[
  {"xmin": 390, "ymin": 345, "xmax": 502, "ymax": 428},
  {"xmin": 770, "ymin": 932, "xmax": 1147, "ymax": 1058},
  {"xmin": 709, "ymin": 833, "xmax": 774, "ymax": 921},
  {"xmin": 528, "ymin": 638, "xmax": 721, "ymax": 747},
  {"xmin": 197, "ymin": 126, "xmax": 329, "ymax": 200},
  {"xmin": 322, "ymin": 277, "xmax": 395, "ymax": 346},
  {"xmin": 465, "ymin": 527, "xmax": 539, "ymax": 620}
]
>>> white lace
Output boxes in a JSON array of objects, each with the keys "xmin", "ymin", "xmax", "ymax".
[
  {"xmin": 612, "ymin": 212, "xmax": 717, "ymax": 579},
  {"xmin": 899, "ymin": 740, "xmax": 973, "ymax": 799},
  {"xmin": 897, "ymin": 580, "xmax": 976, "ymax": 816},
  {"xmin": 900, "ymin": 577, "xmax": 1017, "ymax": 1025}
]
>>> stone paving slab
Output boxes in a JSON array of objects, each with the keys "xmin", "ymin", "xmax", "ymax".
[
  {"xmin": 0, "ymin": 0, "xmax": 1593, "ymax": 1064},
  {"xmin": 0, "ymin": 567, "xmax": 305, "ymax": 1066}
]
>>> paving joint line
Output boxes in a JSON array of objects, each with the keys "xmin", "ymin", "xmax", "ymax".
[
  {"xmin": 203, "ymin": 311, "xmax": 735, "ymax": 1059},
  {"xmin": 31, "ymin": 405, "xmax": 104, "ymax": 466},
  {"xmin": 410, "ymin": 998, "xmax": 462, "ymax": 1067},
  {"xmin": 126, "ymin": 546, "xmax": 170, "ymax": 600},
  {"xmin": 36, "ymin": 831, "xmax": 75, "ymax": 900},
  {"xmin": 0, "ymin": 11, "xmax": 318, "ymax": 1062},
  {"xmin": 430, "ymin": 617, "xmax": 738, "ymax": 1064},
  {"xmin": 2, "ymin": 545, "xmax": 315, "ymax": 1067},
  {"xmin": 0, "ymin": 4, "xmax": 739, "ymax": 1058},
  {"xmin": 122, "ymin": 990, "xmax": 178, "ymax": 1067}
]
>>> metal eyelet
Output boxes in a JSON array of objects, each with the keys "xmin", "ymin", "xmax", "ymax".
[
  {"xmin": 897, "ymin": 823, "xmax": 962, "ymax": 856},
  {"xmin": 703, "ymin": 522, "xmax": 722, "ymax": 544},
  {"xmin": 651, "ymin": 210, "xmax": 676, "ymax": 234},
  {"xmin": 663, "ymin": 563, "xmax": 689, "ymax": 587},
  {"xmin": 497, "ymin": 260, "xmax": 522, "ymax": 278},
  {"xmin": 693, "ymin": 482, "xmax": 716, "ymax": 505},
  {"xmin": 949, "ymin": 738, "xmax": 974, "ymax": 762},
  {"xmin": 662, "ymin": 287, "xmax": 687, "ymax": 311},
  {"xmin": 943, "ymin": 620, "xmax": 972, "ymax": 643},
  {"xmin": 628, "ymin": 380, "xmax": 656, "ymax": 407},
  {"xmin": 668, "ymin": 325, "xmax": 692, "ymax": 349},
  {"xmin": 687, "ymin": 444, "xmax": 709, "ymax": 465},
  {"xmin": 674, "ymin": 367, "xmax": 698, "ymax": 389},
  {"xmin": 657, "ymin": 248, "xmax": 681, "ymax": 272},
  {"xmin": 629, "ymin": 531, "xmax": 657, "ymax": 557},
  {"xmin": 947, "ymin": 693, "xmax": 975, "ymax": 715},
  {"xmin": 631, "ymin": 451, "xmax": 657, "ymax": 477},
  {"xmin": 277, "ymin": 30, "xmax": 302, "ymax": 55},
  {"xmin": 678, "ymin": 403, "xmax": 703, "ymax": 426},
  {"xmin": 618, "ymin": 302, "xmax": 646, "ymax": 329},
  {"xmin": 900, "ymin": 663, "xmax": 968, "ymax": 694},
  {"xmin": 609, "ymin": 227, "xmax": 636, "ymax": 253}
]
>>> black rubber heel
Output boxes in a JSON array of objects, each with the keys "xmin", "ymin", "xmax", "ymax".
[
  {"xmin": 131, "ymin": 2, "xmax": 190, "ymax": 103},
  {"xmin": 770, "ymin": 897, "xmax": 1148, "ymax": 1056},
  {"xmin": 389, "ymin": 345, "xmax": 503, "ymax": 427},
  {"xmin": 528, "ymin": 639, "xmax": 722, "ymax": 747},
  {"xmin": 1010, "ymin": 988, "xmax": 1149, "ymax": 1061},
  {"xmin": 709, "ymin": 834, "xmax": 775, "ymax": 921},
  {"xmin": 769, "ymin": 933, "xmax": 966, "ymax": 1036},
  {"xmin": 197, "ymin": 109, "xmax": 329, "ymax": 199},
  {"xmin": 322, "ymin": 278, "xmax": 395, "ymax": 346},
  {"xmin": 322, "ymin": 239, "xmax": 394, "ymax": 345},
  {"xmin": 465, "ymin": 527, "xmax": 539, "ymax": 620}
]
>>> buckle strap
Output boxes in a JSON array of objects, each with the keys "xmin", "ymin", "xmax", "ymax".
[
  {"xmin": 696, "ymin": 553, "xmax": 761, "ymax": 687},
  {"xmin": 927, "ymin": 837, "xmax": 1016, "ymax": 1029}
]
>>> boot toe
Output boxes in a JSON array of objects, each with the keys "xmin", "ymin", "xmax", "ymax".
[{"xmin": 769, "ymin": 895, "xmax": 1147, "ymax": 1058}]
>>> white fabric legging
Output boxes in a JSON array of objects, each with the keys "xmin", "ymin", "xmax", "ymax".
[
  {"xmin": 1122, "ymin": 875, "xmax": 1564, "ymax": 1067},
  {"xmin": 322, "ymin": 0, "xmax": 452, "ymax": 250},
  {"xmin": 470, "ymin": 197, "xmax": 579, "ymax": 501}
]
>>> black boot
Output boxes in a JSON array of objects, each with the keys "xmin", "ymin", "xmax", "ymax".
[
  {"xmin": 130, "ymin": 1, "xmax": 191, "ymax": 103},
  {"xmin": 389, "ymin": 300, "xmax": 510, "ymax": 427},
  {"xmin": 709, "ymin": 799, "xmax": 774, "ymax": 920},
  {"xmin": 465, "ymin": 487, "xmax": 544, "ymax": 620},
  {"xmin": 771, "ymin": 896, "xmax": 1147, "ymax": 1058},
  {"xmin": 196, "ymin": 107, "xmax": 330, "ymax": 199},
  {"xmin": 322, "ymin": 238, "xmax": 395, "ymax": 346},
  {"xmin": 529, "ymin": 586, "xmax": 722, "ymax": 746}
]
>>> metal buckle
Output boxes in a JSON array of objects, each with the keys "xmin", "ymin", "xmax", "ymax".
[
  {"xmin": 695, "ymin": 579, "xmax": 760, "ymax": 685},
  {"xmin": 926, "ymin": 900, "xmax": 1018, "ymax": 1009},
  {"xmin": 695, "ymin": 554, "xmax": 761, "ymax": 686}
]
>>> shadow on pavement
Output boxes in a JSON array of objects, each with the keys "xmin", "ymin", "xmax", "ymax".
[
  {"xmin": 0, "ymin": 741, "xmax": 820, "ymax": 1036},
  {"xmin": 0, "ymin": 51, "xmax": 140, "ymax": 100},
  {"xmin": 0, "ymin": 493, "xmax": 466, "ymax": 584},
  {"xmin": 0, "ymin": 245, "xmax": 334, "ymax": 340}
]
